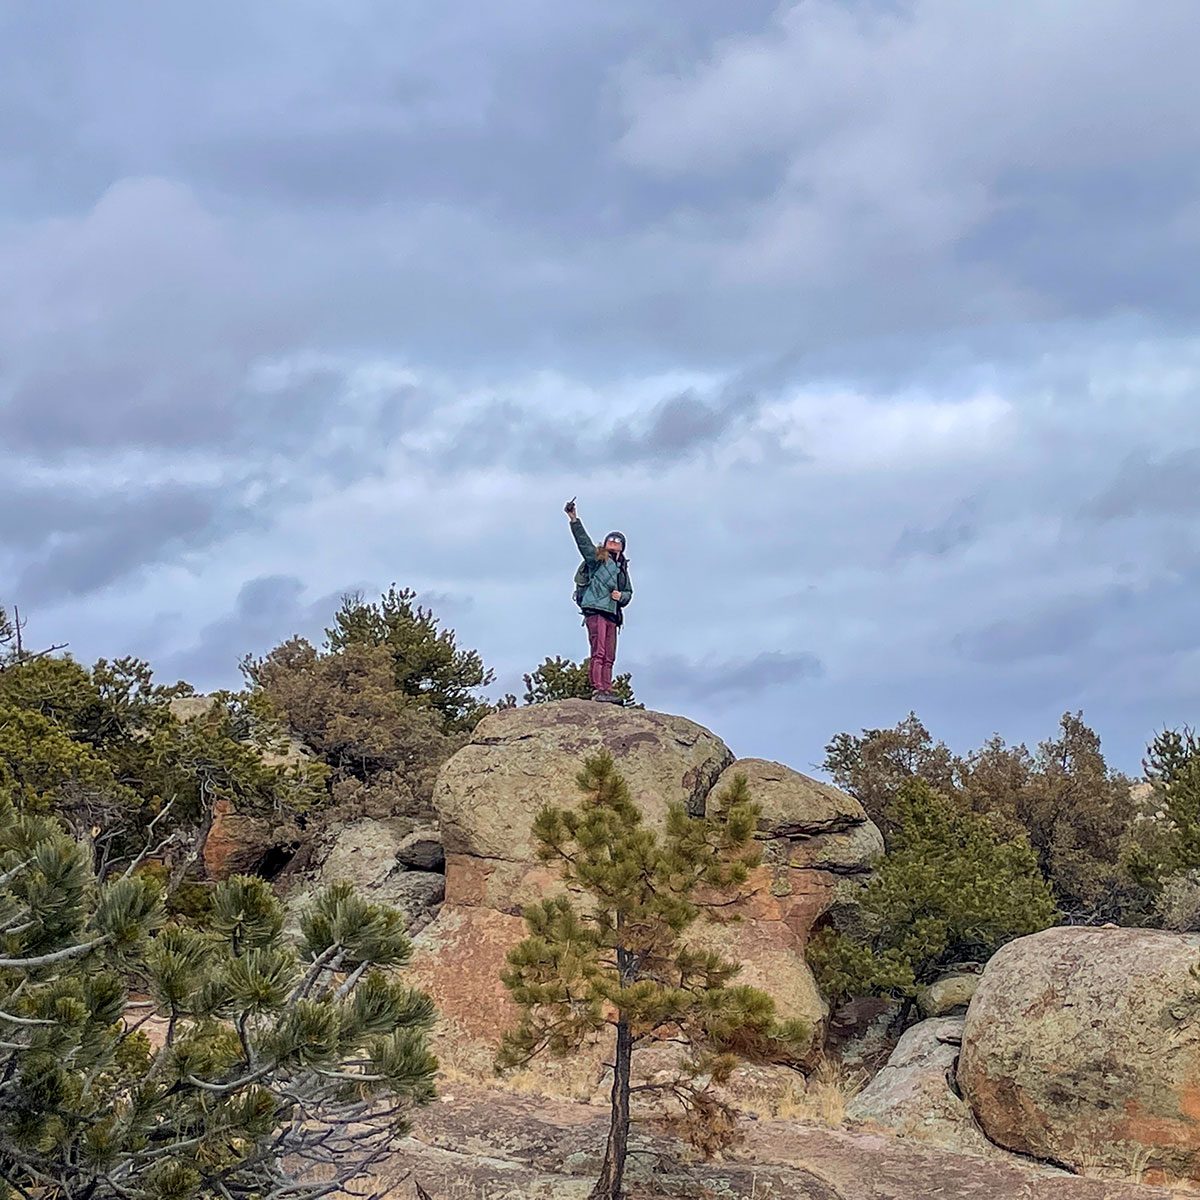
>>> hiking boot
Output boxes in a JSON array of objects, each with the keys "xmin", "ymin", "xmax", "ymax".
[
  {"xmin": 590, "ymin": 690, "xmax": 607, "ymax": 702},
  {"xmin": 597, "ymin": 691, "xmax": 624, "ymax": 705}
]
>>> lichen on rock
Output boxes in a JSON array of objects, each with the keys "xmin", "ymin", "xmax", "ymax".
[
  {"xmin": 959, "ymin": 925, "xmax": 1200, "ymax": 1182},
  {"xmin": 413, "ymin": 701, "xmax": 879, "ymax": 1079}
]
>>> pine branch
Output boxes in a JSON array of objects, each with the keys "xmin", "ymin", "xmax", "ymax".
[
  {"xmin": 0, "ymin": 1011, "xmax": 54, "ymax": 1027},
  {"xmin": 0, "ymin": 934, "xmax": 110, "ymax": 968}
]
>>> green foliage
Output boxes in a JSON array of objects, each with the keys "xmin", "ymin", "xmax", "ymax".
[
  {"xmin": 826, "ymin": 710, "xmax": 1137, "ymax": 923},
  {"xmin": 0, "ymin": 655, "xmax": 325, "ymax": 878},
  {"xmin": 957, "ymin": 714, "xmax": 1136, "ymax": 922},
  {"xmin": 521, "ymin": 655, "xmax": 637, "ymax": 706},
  {"xmin": 823, "ymin": 712, "xmax": 959, "ymax": 836},
  {"xmin": 0, "ymin": 702, "xmax": 127, "ymax": 812},
  {"xmin": 808, "ymin": 780, "xmax": 1058, "ymax": 1010},
  {"xmin": 499, "ymin": 754, "xmax": 806, "ymax": 1193},
  {"xmin": 245, "ymin": 637, "xmax": 457, "ymax": 817},
  {"xmin": 325, "ymin": 586, "xmax": 494, "ymax": 733},
  {"xmin": 246, "ymin": 586, "xmax": 504, "ymax": 817},
  {"xmin": 0, "ymin": 798, "xmax": 436, "ymax": 1200},
  {"xmin": 1125, "ymin": 728, "xmax": 1200, "ymax": 902}
]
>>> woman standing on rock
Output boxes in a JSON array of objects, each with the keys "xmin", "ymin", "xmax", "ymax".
[{"xmin": 564, "ymin": 498, "xmax": 632, "ymax": 703}]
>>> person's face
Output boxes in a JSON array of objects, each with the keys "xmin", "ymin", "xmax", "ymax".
[{"xmin": 605, "ymin": 538, "xmax": 624, "ymax": 557}]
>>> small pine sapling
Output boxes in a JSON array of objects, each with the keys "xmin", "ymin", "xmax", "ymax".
[{"xmin": 498, "ymin": 752, "xmax": 807, "ymax": 1200}]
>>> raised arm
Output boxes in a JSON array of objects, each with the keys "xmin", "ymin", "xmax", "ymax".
[{"xmin": 565, "ymin": 500, "xmax": 595, "ymax": 561}]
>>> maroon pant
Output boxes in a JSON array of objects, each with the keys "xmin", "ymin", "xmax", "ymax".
[{"xmin": 585, "ymin": 613, "xmax": 618, "ymax": 693}]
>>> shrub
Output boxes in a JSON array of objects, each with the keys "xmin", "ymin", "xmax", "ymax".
[
  {"xmin": 246, "ymin": 638, "xmax": 454, "ymax": 816},
  {"xmin": 0, "ymin": 655, "xmax": 325, "ymax": 877},
  {"xmin": 808, "ymin": 780, "xmax": 1058, "ymax": 1015},
  {"xmin": 823, "ymin": 713, "xmax": 959, "ymax": 836},
  {"xmin": 826, "ymin": 711, "xmax": 1138, "ymax": 923},
  {"xmin": 521, "ymin": 655, "xmax": 637, "ymax": 706},
  {"xmin": 324, "ymin": 587, "xmax": 494, "ymax": 733}
]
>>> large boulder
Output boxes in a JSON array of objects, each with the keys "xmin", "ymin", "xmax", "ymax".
[
  {"xmin": 702, "ymin": 758, "xmax": 883, "ymax": 1018},
  {"xmin": 848, "ymin": 1018, "xmax": 1005, "ymax": 1160},
  {"xmin": 717, "ymin": 758, "xmax": 868, "ymax": 838},
  {"xmin": 709, "ymin": 759, "xmax": 882, "ymax": 902},
  {"xmin": 434, "ymin": 699, "xmax": 735, "ymax": 917},
  {"xmin": 415, "ymin": 702, "xmax": 735, "ymax": 1070},
  {"xmin": 435, "ymin": 699, "xmax": 733, "ymax": 862},
  {"xmin": 413, "ymin": 703, "xmax": 866, "ymax": 1079},
  {"xmin": 959, "ymin": 927, "xmax": 1200, "ymax": 1181},
  {"xmin": 288, "ymin": 816, "xmax": 445, "ymax": 935}
]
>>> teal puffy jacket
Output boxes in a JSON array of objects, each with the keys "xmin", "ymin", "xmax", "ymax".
[{"xmin": 570, "ymin": 519, "xmax": 633, "ymax": 621}]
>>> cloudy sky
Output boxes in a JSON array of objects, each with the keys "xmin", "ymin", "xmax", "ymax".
[{"xmin": 3, "ymin": 0, "xmax": 1199, "ymax": 773}]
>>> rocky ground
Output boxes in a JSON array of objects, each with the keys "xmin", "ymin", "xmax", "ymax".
[{"xmin": 380, "ymin": 1083, "xmax": 1177, "ymax": 1200}]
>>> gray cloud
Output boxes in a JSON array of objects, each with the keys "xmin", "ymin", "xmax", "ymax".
[
  {"xmin": 953, "ymin": 569, "xmax": 1200, "ymax": 668},
  {"xmin": 5, "ymin": 0, "xmax": 1198, "ymax": 394},
  {"xmin": 954, "ymin": 600, "xmax": 1106, "ymax": 666},
  {"xmin": 4, "ymin": 1, "xmax": 1200, "ymax": 775},
  {"xmin": 617, "ymin": 1, "xmax": 1200, "ymax": 331},
  {"xmin": 434, "ymin": 400, "xmax": 583, "ymax": 473},
  {"xmin": 1085, "ymin": 448, "xmax": 1200, "ymax": 521},
  {"xmin": 158, "ymin": 575, "xmax": 350, "ymax": 687},
  {"xmin": 1, "ymin": 476, "xmax": 248, "ymax": 604},
  {"xmin": 894, "ymin": 500, "xmax": 979, "ymax": 561},
  {"xmin": 634, "ymin": 650, "xmax": 824, "ymax": 703},
  {"xmin": 0, "ymin": 177, "xmax": 311, "ymax": 455},
  {"xmin": 607, "ymin": 389, "xmax": 760, "ymax": 463}
]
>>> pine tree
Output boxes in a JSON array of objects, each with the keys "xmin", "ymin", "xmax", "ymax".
[
  {"xmin": 826, "ymin": 710, "xmax": 1139, "ymax": 923},
  {"xmin": 808, "ymin": 780, "xmax": 1057, "ymax": 1018},
  {"xmin": 0, "ymin": 798, "xmax": 437, "ymax": 1200},
  {"xmin": 521, "ymin": 656, "xmax": 637, "ymax": 706},
  {"xmin": 823, "ymin": 712, "xmax": 959, "ymax": 835},
  {"xmin": 1015, "ymin": 712, "xmax": 1134, "ymax": 921},
  {"xmin": 1126, "ymin": 728, "xmax": 1200, "ymax": 910},
  {"xmin": 324, "ymin": 587, "xmax": 494, "ymax": 732},
  {"xmin": 498, "ymin": 753, "xmax": 807, "ymax": 1200}
]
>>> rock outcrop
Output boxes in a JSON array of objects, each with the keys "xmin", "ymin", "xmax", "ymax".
[
  {"xmin": 412, "ymin": 701, "xmax": 735, "ymax": 1066},
  {"xmin": 848, "ymin": 1017, "xmax": 1005, "ymax": 1160},
  {"xmin": 289, "ymin": 816, "xmax": 445, "ymax": 934},
  {"xmin": 385, "ymin": 1082, "xmax": 1171, "ymax": 1200},
  {"xmin": 917, "ymin": 970, "xmax": 980, "ymax": 1018},
  {"xmin": 202, "ymin": 797, "xmax": 299, "ymax": 880},
  {"xmin": 959, "ymin": 926, "xmax": 1200, "ymax": 1181},
  {"xmin": 170, "ymin": 694, "xmax": 311, "ymax": 882},
  {"xmin": 696, "ymin": 757, "xmax": 883, "ymax": 1043},
  {"xmin": 411, "ymin": 701, "xmax": 881, "ymax": 1080},
  {"xmin": 304, "ymin": 820, "xmax": 446, "ymax": 931},
  {"xmin": 435, "ymin": 698, "xmax": 733, "ymax": 865}
]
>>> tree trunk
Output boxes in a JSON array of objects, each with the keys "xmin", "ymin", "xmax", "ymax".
[{"xmin": 590, "ymin": 1017, "xmax": 632, "ymax": 1200}]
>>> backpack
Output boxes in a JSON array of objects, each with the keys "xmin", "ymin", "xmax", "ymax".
[{"xmin": 572, "ymin": 561, "xmax": 590, "ymax": 607}]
